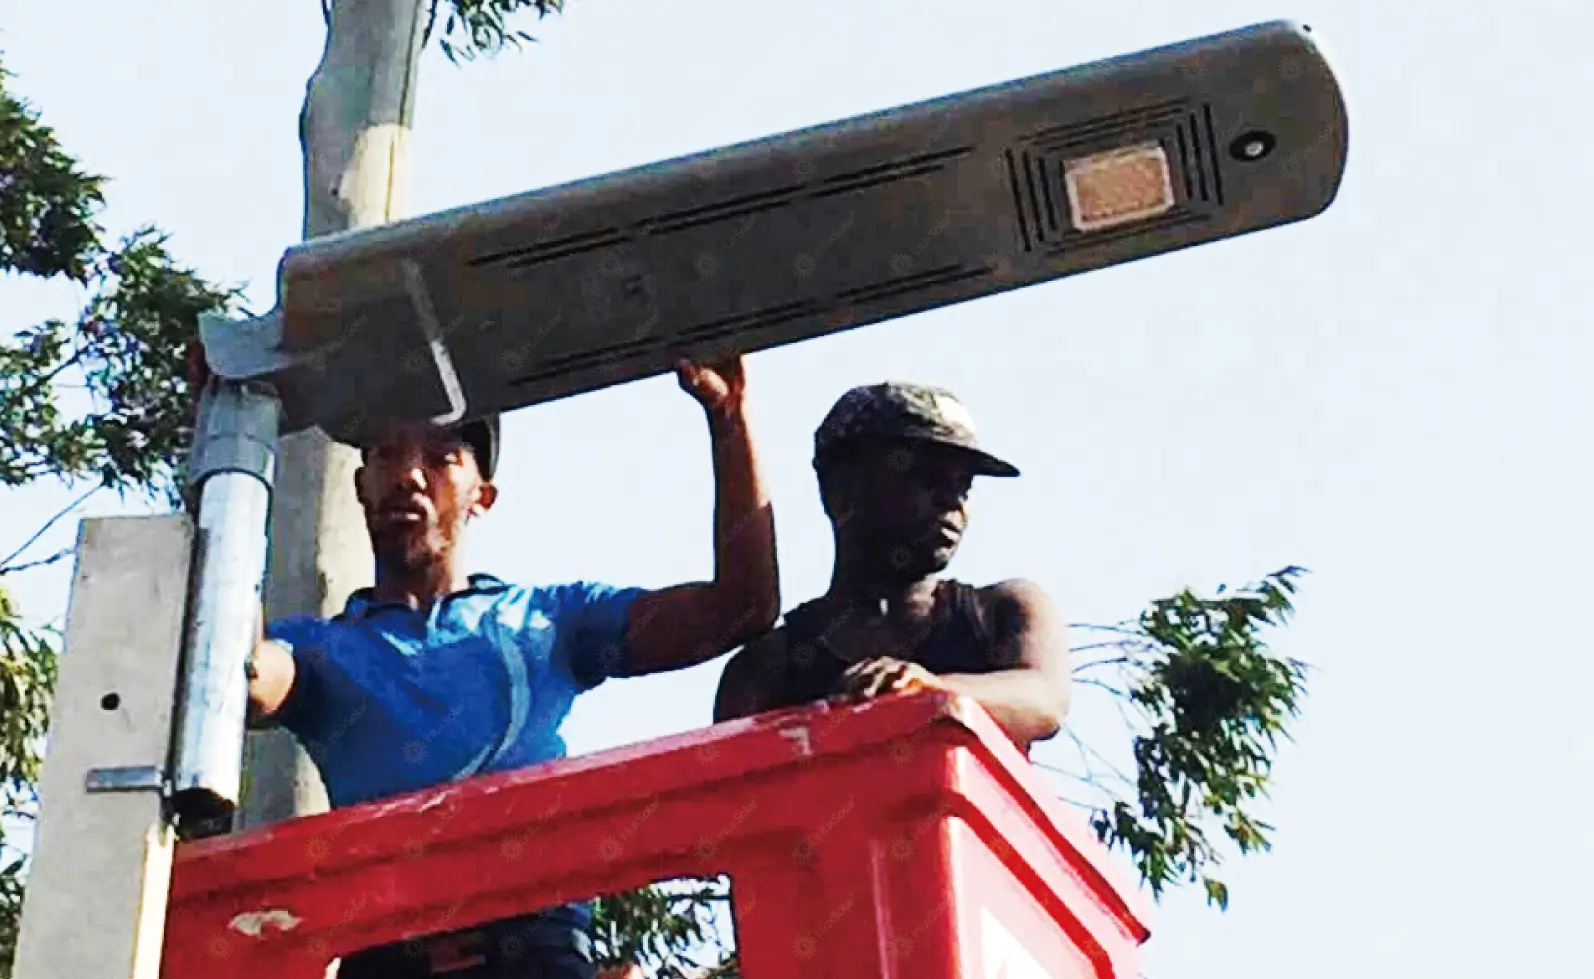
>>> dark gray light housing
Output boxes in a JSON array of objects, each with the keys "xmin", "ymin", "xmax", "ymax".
[{"xmin": 203, "ymin": 20, "xmax": 1348, "ymax": 443}]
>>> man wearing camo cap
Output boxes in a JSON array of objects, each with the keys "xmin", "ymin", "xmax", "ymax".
[{"xmin": 713, "ymin": 381, "xmax": 1072, "ymax": 752}]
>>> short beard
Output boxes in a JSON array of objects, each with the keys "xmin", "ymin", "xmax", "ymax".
[{"xmin": 372, "ymin": 524, "xmax": 452, "ymax": 579}]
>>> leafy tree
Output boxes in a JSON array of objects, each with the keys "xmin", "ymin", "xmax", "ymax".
[
  {"xmin": 0, "ymin": 6, "xmax": 1313, "ymax": 975},
  {"xmin": 1075, "ymin": 566, "xmax": 1308, "ymax": 910},
  {"xmin": 424, "ymin": 0, "xmax": 566, "ymax": 62},
  {"xmin": 589, "ymin": 878, "xmax": 736, "ymax": 977},
  {"xmin": 0, "ymin": 585, "xmax": 55, "ymax": 978}
]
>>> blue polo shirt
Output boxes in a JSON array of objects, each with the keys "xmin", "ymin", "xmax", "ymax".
[{"xmin": 264, "ymin": 574, "xmax": 645, "ymax": 809}]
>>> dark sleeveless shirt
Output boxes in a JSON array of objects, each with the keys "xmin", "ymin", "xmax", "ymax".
[{"xmin": 761, "ymin": 580, "xmax": 1001, "ymax": 711}]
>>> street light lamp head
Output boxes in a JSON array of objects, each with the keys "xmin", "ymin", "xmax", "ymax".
[{"xmin": 199, "ymin": 20, "xmax": 1348, "ymax": 442}]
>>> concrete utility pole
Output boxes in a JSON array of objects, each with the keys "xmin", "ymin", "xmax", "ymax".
[{"xmin": 239, "ymin": 0, "xmax": 430, "ymax": 829}]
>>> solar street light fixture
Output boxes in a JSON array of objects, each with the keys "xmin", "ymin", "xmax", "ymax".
[{"xmin": 200, "ymin": 19, "xmax": 1348, "ymax": 446}]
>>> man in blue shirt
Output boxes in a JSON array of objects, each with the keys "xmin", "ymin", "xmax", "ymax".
[{"xmin": 239, "ymin": 357, "xmax": 779, "ymax": 979}]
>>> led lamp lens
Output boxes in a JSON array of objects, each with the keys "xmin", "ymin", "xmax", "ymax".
[{"xmin": 1063, "ymin": 143, "xmax": 1177, "ymax": 232}]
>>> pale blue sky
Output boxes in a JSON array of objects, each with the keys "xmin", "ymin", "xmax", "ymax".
[{"xmin": 3, "ymin": 1, "xmax": 1591, "ymax": 976}]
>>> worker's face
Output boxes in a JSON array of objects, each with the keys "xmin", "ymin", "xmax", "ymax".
[
  {"xmin": 825, "ymin": 439, "xmax": 978, "ymax": 580},
  {"xmin": 354, "ymin": 424, "xmax": 497, "ymax": 573}
]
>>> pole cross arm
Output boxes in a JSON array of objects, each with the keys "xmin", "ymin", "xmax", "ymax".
[{"xmin": 200, "ymin": 20, "xmax": 1347, "ymax": 443}]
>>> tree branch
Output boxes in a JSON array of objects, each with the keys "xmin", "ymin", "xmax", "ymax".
[
  {"xmin": 1073, "ymin": 676, "xmax": 1130, "ymax": 699},
  {"xmin": 1034, "ymin": 759, "xmax": 1108, "ymax": 791},
  {"xmin": 0, "ymin": 549, "xmax": 73, "ymax": 577},
  {"xmin": 1071, "ymin": 641, "xmax": 1135, "ymax": 653},
  {"xmin": 0, "ymin": 486, "xmax": 99, "ymax": 573},
  {"xmin": 1066, "ymin": 729, "xmax": 1135, "ymax": 788},
  {"xmin": 2, "ymin": 345, "xmax": 88, "ymax": 414},
  {"xmin": 423, "ymin": 0, "xmax": 441, "ymax": 46},
  {"xmin": 1069, "ymin": 622, "xmax": 1145, "ymax": 638},
  {"xmin": 1072, "ymin": 654, "xmax": 1133, "ymax": 671}
]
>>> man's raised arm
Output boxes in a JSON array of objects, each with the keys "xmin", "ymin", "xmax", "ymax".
[{"xmin": 622, "ymin": 358, "xmax": 781, "ymax": 674}]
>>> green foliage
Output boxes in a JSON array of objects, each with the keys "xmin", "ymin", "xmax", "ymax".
[
  {"xmin": 0, "ymin": 586, "xmax": 58, "ymax": 979},
  {"xmin": 1085, "ymin": 566, "xmax": 1310, "ymax": 909},
  {"xmin": 0, "ymin": 56, "xmax": 241, "ymax": 505},
  {"xmin": 0, "ymin": 590, "xmax": 54, "ymax": 803},
  {"xmin": 0, "ymin": 230, "xmax": 241, "ymax": 504},
  {"xmin": 0, "ymin": 856, "xmax": 22, "ymax": 979},
  {"xmin": 427, "ymin": 0, "xmax": 566, "ymax": 63},
  {"xmin": 590, "ymin": 878, "xmax": 734, "ymax": 978},
  {"xmin": 0, "ymin": 63, "xmax": 103, "ymax": 282}
]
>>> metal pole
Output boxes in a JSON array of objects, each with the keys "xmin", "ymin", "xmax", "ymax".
[{"xmin": 169, "ymin": 377, "xmax": 280, "ymax": 833}]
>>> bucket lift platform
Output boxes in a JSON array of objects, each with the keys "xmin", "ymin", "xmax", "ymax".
[{"xmin": 159, "ymin": 691, "xmax": 1151, "ymax": 979}]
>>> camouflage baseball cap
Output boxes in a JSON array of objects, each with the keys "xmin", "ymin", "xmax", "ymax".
[{"xmin": 813, "ymin": 382, "xmax": 1020, "ymax": 477}]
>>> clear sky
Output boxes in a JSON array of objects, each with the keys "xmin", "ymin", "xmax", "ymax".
[{"xmin": 3, "ymin": 1, "xmax": 1590, "ymax": 976}]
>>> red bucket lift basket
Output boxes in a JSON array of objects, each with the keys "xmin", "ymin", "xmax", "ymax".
[{"xmin": 160, "ymin": 691, "xmax": 1152, "ymax": 978}]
